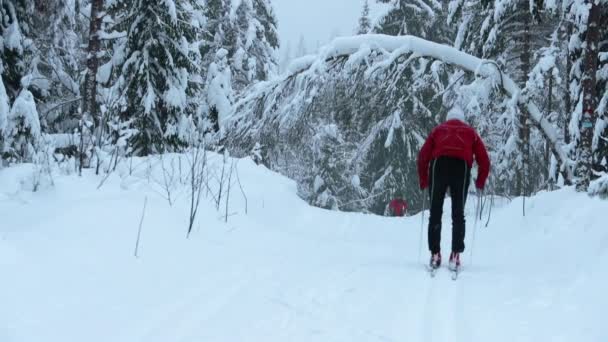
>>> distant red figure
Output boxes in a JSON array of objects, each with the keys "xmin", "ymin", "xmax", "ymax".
[{"xmin": 389, "ymin": 198, "xmax": 408, "ymax": 217}]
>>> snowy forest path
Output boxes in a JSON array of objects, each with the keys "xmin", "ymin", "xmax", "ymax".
[{"xmin": 0, "ymin": 161, "xmax": 605, "ymax": 342}]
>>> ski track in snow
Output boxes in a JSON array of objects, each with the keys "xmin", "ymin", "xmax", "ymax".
[{"xmin": 0, "ymin": 155, "xmax": 606, "ymax": 342}]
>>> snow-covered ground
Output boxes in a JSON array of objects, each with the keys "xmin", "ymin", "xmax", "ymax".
[{"xmin": 0, "ymin": 154, "xmax": 606, "ymax": 342}]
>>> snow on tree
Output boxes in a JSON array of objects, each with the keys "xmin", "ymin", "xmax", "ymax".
[
  {"xmin": 545, "ymin": 0, "xmax": 608, "ymax": 192},
  {"xmin": 570, "ymin": 1, "xmax": 603, "ymax": 191},
  {"xmin": 447, "ymin": 0, "xmax": 563, "ymax": 196},
  {"xmin": 0, "ymin": 0, "xmax": 32, "ymax": 101},
  {"xmin": 4, "ymin": 88, "xmax": 41, "ymax": 162},
  {"xmin": 201, "ymin": 0, "xmax": 235, "ymax": 88},
  {"xmin": 108, "ymin": 0, "xmax": 203, "ymax": 156},
  {"xmin": 82, "ymin": 0, "xmax": 105, "ymax": 134},
  {"xmin": 28, "ymin": 0, "xmax": 88, "ymax": 133},
  {"xmin": 225, "ymin": 35, "xmax": 572, "ymax": 212},
  {"xmin": 374, "ymin": 0, "xmax": 453, "ymax": 44},
  {"xmin": 205, "ymin": 48, "xmax": 234, "ymax": 126},
  {"xmin": 230, "ymin": 0, "xmax": 279, "ymax": 92},
  {"xmin": 356, "ymin": 0, "xmax": 372, "ymax": 35}
]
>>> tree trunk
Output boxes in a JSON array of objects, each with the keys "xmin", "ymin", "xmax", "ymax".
[
  {"xmin": 519, "ymin": 13, "xmax": 531, "ymax": 197},
  {"xmin": 546, "ymin": 71, "xmax": 553, "ymax": 187},
  {"xmin": 82, "ymin": 0, "xmax": 103, "ymax": 128},
  {"xmin": 564, "ymin": 21, "xmax": 572, "ymax": 146},
  {"xmin": 575, "ymin": 1, "xmax": 600, "ymax": 192},
  {"xmin": 79, "ymin": 0, "xmax": 103, "ymax": 174}
]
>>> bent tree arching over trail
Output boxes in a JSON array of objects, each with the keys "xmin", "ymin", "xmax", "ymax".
[{"xmin": 225, "ymin": 34, "xmax": 573, "ymax": 214}]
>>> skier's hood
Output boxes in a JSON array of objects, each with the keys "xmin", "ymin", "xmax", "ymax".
[{"xmin": 446, "ymin": 106, "xmax": 466, "ymax": 123}]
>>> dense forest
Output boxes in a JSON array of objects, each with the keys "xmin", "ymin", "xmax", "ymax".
[{"xmin": 0, "ymin": 0, "xmax": 606, "ymax": 214}]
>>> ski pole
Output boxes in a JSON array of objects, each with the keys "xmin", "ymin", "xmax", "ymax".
[
  {"xmin": 469, "ymin": 191, "xmax": 481, "ymax": 266},
  {"xmin": 418, "ymin": 192, "xmax": 426, "ymax": 264}
]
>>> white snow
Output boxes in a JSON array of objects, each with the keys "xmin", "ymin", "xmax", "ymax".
[
  {"xmin": 267, "ymin": 34, "xmax": 572, "ymax": 180},
  {"xmin": 384, "ymin": 111, "xmax": 401, "ymax": 148},
  {"xmin": 164, "ymin": 68, "xmax": 188, "ymax": 110},
  {"xmin": 0, "ymin": 153, "xmax": 606, "ymax": 341},
  {"xmin": 206, "ymin": 49, "xmax": 234, "ymax": 123},
  {"xmin": 589, "ymin": 173, "xmax": 608, "ymax": 197},
  {"xmin": 6, "ymin": 89, "xmax": 41, "ymax": 142},
  {"xmin": 313, "ymin": 174, "xmax": 325, "ymax": 193},
  {"xmin": 97, "ymin": 61, "xmax": 113, "ymax": 85},
  {"xmin": 286, "ymin": 54, "xmax": 317, "ymax": 75},
  {"xmin": 163, "ymin": 0, "xmax": 178, "ymax": 24},
  {"xmin": 4, "ymin": 21, "xmax": 23, "ymax": 53}
]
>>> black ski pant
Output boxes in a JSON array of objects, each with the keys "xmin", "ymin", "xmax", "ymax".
[{"xmin": 428, "ymin": 156, "xmax": 471, "ymax": 254}]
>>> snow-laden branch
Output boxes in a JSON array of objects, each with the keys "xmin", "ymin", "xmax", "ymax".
[{"xmin": 238, "ymin": 34, "xmax": 573, "ymax": 181}]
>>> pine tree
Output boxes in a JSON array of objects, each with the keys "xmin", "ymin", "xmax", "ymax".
[
  {"xmin": 356, "ymin": 0, "xmax": 372, "ymax": 34},
  {"xmin": 28, "ymin": 0, "xmax": 87, "ymax": 132},
  {"xmin": 594, "ymin": 5, "xmax": 608, "ymax": 191},
  {"xmin": 4, "ymin": 88, "xmax": 40, "ymax": 162},
  {"xmin": 571, "ymin": 0, "xmax": 604, "ymax": 191},
  {"xmin": 250, "ymin": 0, "xmax": 279, "ymax": 75},
  {"xmin": 231, "ymin": 0, "xmax": 279, "ymax": 92},
  {"xmin": 0, "ymin": 0, "xmax": 40, "ymax": 161},
  {"xmin": 109, "ymin": 0, "xmax": 203, "ymax": 156},
  {"xmin": 201, "ymin": 0, "xmax": 232, "ymax": 69},
  {"xmin": 447, "ymin": 0, "xmax": 559, "ymax": 196},
  {"xmin": 374, "ymin": 0, "xmax": 452, "ymax": 44},
  {"xmin": 0, "ymin": 0, "xmax": 32, "ymax": 101}
]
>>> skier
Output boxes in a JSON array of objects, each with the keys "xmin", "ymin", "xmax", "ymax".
[
  {"xmin": 417, "ymin": 106, "xmax": 490, "ymax": 271},
  {"xmin": 388, "ymin": 197, "xmax": 408, "ymax": 217}
]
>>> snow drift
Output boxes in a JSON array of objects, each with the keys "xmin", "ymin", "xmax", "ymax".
[{"xmin": 0, "ymin": 153, "xmax": 606, "ymax": 342}]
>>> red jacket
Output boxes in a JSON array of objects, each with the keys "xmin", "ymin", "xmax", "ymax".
[
  {"xmin": 389, "ymin": 198, "xmax": 407, "ymax": 216},
  {"xmin": 417, "ymin": 119, "xmax": 490, "ymax": 190}
]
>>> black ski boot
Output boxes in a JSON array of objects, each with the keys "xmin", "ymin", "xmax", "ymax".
[{"xmin": 429, "ymin": 252, "xmax": 441, "ymax": 269}]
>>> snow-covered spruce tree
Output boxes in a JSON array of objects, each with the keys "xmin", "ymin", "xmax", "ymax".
[
  {"xmin": 225, "ymin": 37, "xmax": 451, "ymax": 214},
  {"xmin": 524, "ymin": 36, "xmax": 568, "ymax": 187},
  {"xmin": 447, "ymin": 0, "xmax": 560, "ymax": 196},
  {"xmin": 0, "ymin": 0, "xmax": 38, "ymax": 161},
  {"xmin": 374, "ymin": 0, "xmax": 453, "ymax": 44},
  {"xmin": 364, "ymin": 1, "xmax": 454, "ymax": 210},
  {"xmin": 3, "ymin": 88, "xmax": 40, "ymax": 162},
  {"xmin": 201, "ymin": 0, "xmax": 232, "ymax": 65},
  {"xmin": 594, "ymin": 4, "xmax": 608, "ymax": 195},
  {"xmin": 28, "ymin": 0, "xmax": 88, "ymax": 132},
  {"xmin": 0, "ymin": 0, "xmax": 32, "ymax": 101},
  {"xmin": 108, "ymin": 0, "xmax": 203, "ymax": 156},
  {"xmin": 562, "ymin": 0, "xmax": 607, "ymax": 191},
  {"xmin": 230, "ymin": 0, "xmax": 279, "ymax": 92},
  {"xmin": 356, "ymin": 0, "xmax": 372, "ymax": 35}
]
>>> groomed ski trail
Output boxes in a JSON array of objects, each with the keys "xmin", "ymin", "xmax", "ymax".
[{"xmin": 0, "ymin": 156, "xmax": 606, "ymax": 342}]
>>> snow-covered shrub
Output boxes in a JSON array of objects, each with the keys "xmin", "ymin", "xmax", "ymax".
[
  {"xmin": 250, "ymin": 142, "xmax": 264, "ymax": 164},
  {"xmin": 225, "ymin": 36, "xmax": 450, "ymax": 213},
  {"xmin": 3, "ymin": 89, "xmax": 41, "ymax": 162},
  {"xmin": 588, "ymin": 173, "xmax": 608, "ymax": 198}
]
